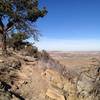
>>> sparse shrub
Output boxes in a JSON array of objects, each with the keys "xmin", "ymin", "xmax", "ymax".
[
  {"xmin": 7, "ymin": 33, "xmax": 29, "ymax": 50},
  {"xmin": 41, "ymin": 50, "xmax": 50, "ymax": 61},
  {"xmin": 25, "ymin": 44, "xmax": 40, "ymax": 58}
]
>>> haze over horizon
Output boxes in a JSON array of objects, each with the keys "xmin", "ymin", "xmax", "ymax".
[{"xmin": 35, "ymin": 0, "xmax": 100, "ymax": 51}]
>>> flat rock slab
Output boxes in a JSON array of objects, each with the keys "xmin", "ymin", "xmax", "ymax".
[
  {"xmin": 46, "ymin": 88, "xmax": 65, "ymax": 100},
  {"xmin": 24, "ymin": 56, "xmax": 37, "ymax": 62}
]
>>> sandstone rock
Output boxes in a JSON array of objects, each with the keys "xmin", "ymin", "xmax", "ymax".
[
  {"xmin": 63, "ymin": 81, "xmax": 76, "ymax": 92},
  {"xmin": 26, "ymin": 61, "xmax": 38, "ymax": 65},
  {"xmin": 46, "ymin": 88, "xmax": 65, "ymax": 100},
  {"xmin": 11, "ymin": 60, "xmax": 21, "ymax": 69},
  {"xmin": 42, "ymin": 69, "xmax": 63, "ymax": 83},
  {"xmin": 63, "ymin": 81, "xmax": 77, "ymax": 100},
  {"xmin": 77, "ymin": 65, "xmax": 100, "ymax": 100},
  {"xmin": 0, "ymin": 59, "xmax": 4, "ymax": 63},
  {"xmin": 57, "ymin": 83, "xmax": 64, "ymax": 89},
  {"xmin": 24, "ymin": 56, "xmax": 37, "ymax": 62},
  {"xmin": 42, "ymin": 69, "xmax": 77, "ymax": 100}
]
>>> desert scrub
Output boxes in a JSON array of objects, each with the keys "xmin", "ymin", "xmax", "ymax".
[{"xmin": 25, "ymin": 45, "xmax": 39, "ymax": 58}]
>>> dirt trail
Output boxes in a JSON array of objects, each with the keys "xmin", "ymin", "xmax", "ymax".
[{"xmin": 14, "ymin": 62, "xmax": 48, "ymax": 100}]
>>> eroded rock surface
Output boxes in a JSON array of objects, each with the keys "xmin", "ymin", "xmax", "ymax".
[{"xmin": 0, "ymin": 52, "xmax": 100, "ymax": 100}]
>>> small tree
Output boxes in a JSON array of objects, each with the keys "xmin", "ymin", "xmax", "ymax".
[
  {"xmin": 0, "ymin": 0, "xmax": 47, "ymax": 55},
  {"xmin": 7, "ymin": 32, "xmax": 29, "ymax": 50}
]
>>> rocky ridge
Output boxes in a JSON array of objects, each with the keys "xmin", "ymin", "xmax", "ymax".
[{"xmin": 0, "ymin": 52, "xmax": 100, "ymax": 100}]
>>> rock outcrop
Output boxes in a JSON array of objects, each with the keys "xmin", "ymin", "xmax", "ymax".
[
  {"xmin": 42, "ymin": 69, "xmax": 77, "ymax": 100},
  {"xmin": 0, "ymin": 52, "xmax": 100, "ymax": 100},
  {"xmin": 76, "ymin": 61, "xmax": 100, "ymax": 100}
]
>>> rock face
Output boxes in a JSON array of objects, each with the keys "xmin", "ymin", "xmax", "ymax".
[
  {"xmin": 0, "ymin": 56, "xmax": 24, "ymax": 100},
  {"xmin": 42, "ymin": 63, "xmax": 100, "ymax": 100},
  {"xmin": 42, "ymin": 69, "xmax": 77, "ymax": 100},
  {"xmin": 0, "ymin": 58, "xmax": 21, "ymax": 82},
  {"xmin": 77, "ymin": 65, "xmax": 100, "ymax": 100}
]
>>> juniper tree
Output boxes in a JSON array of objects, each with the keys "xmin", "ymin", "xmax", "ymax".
[
  {"xmin": 0, "ymin": 0, "xmax": 47, "ymax": 54},
  {"xmin": 7, "ymin": 32, "xmax": 29, "ymax": 50}
]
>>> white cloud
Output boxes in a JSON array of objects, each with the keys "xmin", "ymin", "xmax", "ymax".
[{"xmin": 35, "ymin": 37, "xmax": 100, "ymax": 51}]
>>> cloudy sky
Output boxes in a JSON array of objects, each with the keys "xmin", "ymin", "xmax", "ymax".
[{"xmin": 35, "ymin": 0, "xmax": 100, "ymax": 51}]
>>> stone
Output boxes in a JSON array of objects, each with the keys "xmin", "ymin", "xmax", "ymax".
[
  {"xmin": 0, "ymin": 59, "xmax": 4, "ymax": 63},
  {"xmin": 11, "ymin": 60, "xmax": 21, "ymax": 69},
  {"xmin": 57, "ymin": 83, "xmax": 64, "ymax": 89},
  {"xmin": 24, "ymin": 56, "xmax": 37, "ymax": 62},
  {"xmin": 46, "ymin": 88, "xmax": 65, "ymax": 100},
  {"xmin": 42, "ymin": 69, "xmax": 63, "ymax": 83},
  {"xmin": 76, "ymin": 65, "xmax": 100, "ymax": 100}
]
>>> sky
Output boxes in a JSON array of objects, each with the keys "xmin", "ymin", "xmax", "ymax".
[{"xmin": 35, "ymin": 0, "xmax": 100, "ymax": 51}]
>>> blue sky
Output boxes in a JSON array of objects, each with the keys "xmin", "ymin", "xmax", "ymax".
[{"xmin": 35, "ymin": 0, "xmax": 100, "ymax": 51}]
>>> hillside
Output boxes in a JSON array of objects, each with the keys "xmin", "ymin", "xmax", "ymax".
[{"xmin": 0, "ymin": 51, "xmax": 100, "ymax": 100}]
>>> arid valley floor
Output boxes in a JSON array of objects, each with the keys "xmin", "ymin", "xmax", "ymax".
[{"xmin": 49, "ymin": 51, "xmax": 100, "ymax": 73}]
